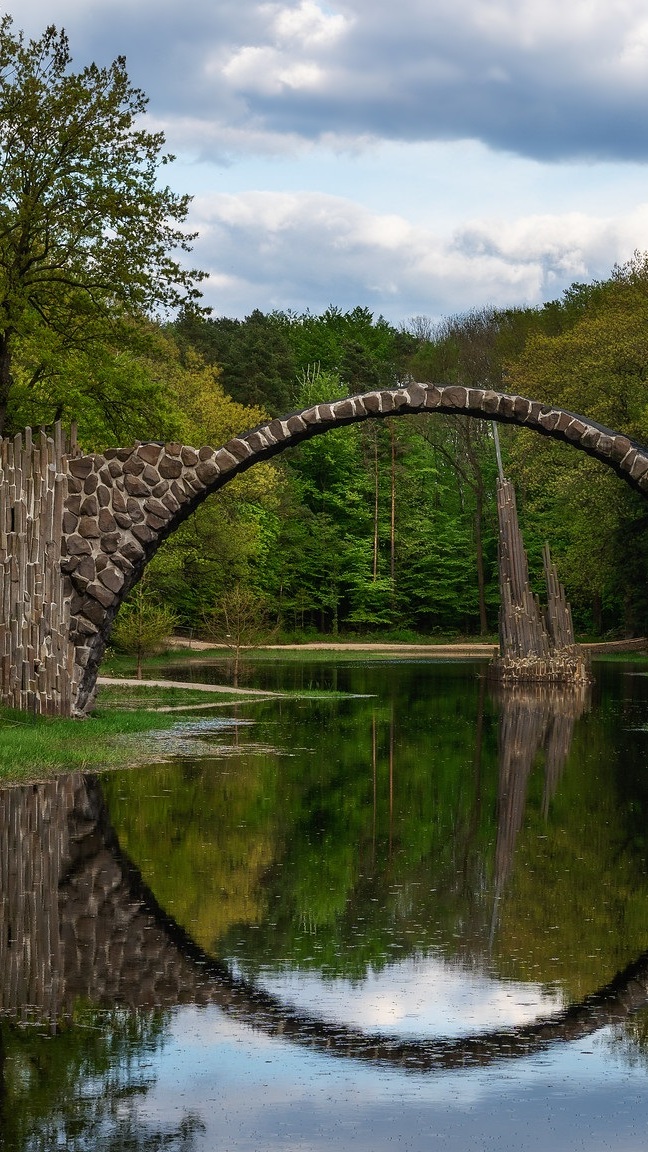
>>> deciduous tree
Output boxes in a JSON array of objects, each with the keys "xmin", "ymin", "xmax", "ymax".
[{"xmin": 0, "ymin": 19, "xmax": 204, "ymax": 434}]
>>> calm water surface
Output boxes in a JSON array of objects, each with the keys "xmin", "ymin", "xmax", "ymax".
[{"xmin": 3, "ymin": 659, "xmax": 648, "ymax": 1150}]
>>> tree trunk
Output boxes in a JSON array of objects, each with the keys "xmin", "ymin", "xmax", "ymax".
[
  {"xmin": 390, "ymin": 425, "xmax": 396, "ymax": 585},
  {"xmin": 0, "ymin": 333, "xmax": 13, "ymax": 438},
  {"xmin": 373, "ymin": 433, "xmax": 379, "ymax": 580},
  {"xmin": 474, "ymin": 479, "xmax": 488, "ymax": 634}
]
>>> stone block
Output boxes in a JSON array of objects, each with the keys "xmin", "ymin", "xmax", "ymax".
[
  {"xmin": 159, "ymin": 454, "xmax": 183, "ymax": 479},
  {"xmin": 151, "ymin": 480, "xmax": 169, "ymax": 497},
  {"xmin": 181, "ymin": 446, "xmax": 199, "ymax": 466},
  {"xmin": 423, "ymin": 387, "xmax": 442, "ymax": 408},
  {"xmin": 100, "ymin": 533, "xmax": 121, "ymax": 553},
  {"xmin": 363, "ymin": 393, "xmax": 382, "ymax": 413},
  {"xmin": 213, "ymin": 449, "xmax": 237, "ymax": 471},
  {"xmin": 224, "ymin": 438, "xmax": 253, "ymax": 460},
  {"xmin": 165, "ymin": 442, "xmax": 182, "ymax": 456},
  {"xmin": 564, "ymin": 418, "xmax": 589, "ymax": 441},
  {"xmin": 132, "ymin": 522, "xmax": 156, "ymax": 544},
  {"xmin": 142, "ymin": 464, "xmax": 160, "ymax": 485},
  {"xmin": 113, "ymin": 512, "xmax": 132, "ymax": 530},
  {"xmin": 63, "ymin": 511, "xmax": 78, "ymax": 534},
  {"xmin": 75, "ymin": 553, "xmax": 97, "ymax": 580},
  {"xmin": 80, "ymin": 495, "xmax": 98, "ymax": 517},
  {"xmin": 124, "ymin": 474, "xmax": 149, "ymax": 497},
  {"xmin": 123, "ymin": 454, "xmax": 145, "ymax": 476},
  {"xmin": 68, "ymin": 456, "xmax": 94, "ymax": 479},
  {"xmin": 84, "ymin": 472, "xmax": 98, "ymax": 494},
  {"xmin": 405, "ymin": 383, "xmax": 427, "ymax": 407},
  {"xmin": 98, "ymin": 508, "xmax": 117, "ymax": 533},
  {"xmin": 609, "ymin": 435, "xmax": 633, "ymax": 462},
  {"xmin": 79, "ymin": 516, "xmax": 100, "ymax": 538},
  {"xmin": 80, "ymin": 596, "xmax": 108, "ymax": 626},
  {"xmin": 196, "ymin": 459, "xmax": 220, "ymax": 485},
  {"xmin": 120, "ymin": 537, "xmax": 145, "ymax": 562},
  {"xmin": 86, "ymin": 581, "xmax": 116, "ymax": 608},
  {"xmin": 441, "ymin": 386, "xmax": 468, "ymax": 409},
  {"xmin": 97, "ymin": 484, "xmax": 111, "ymax": 508},
  {"xmin": 99, "ymin": 567, "xmax": 125, "ymax": 593},
  {"xmin": 161, "ymin": 490, "xmax": 180, "ymax": 513},
  {"xmin": 66, "ymin": 534, "xmax": 93, "ymax": 556},
  {"xmin": 137, "ymin": 443, "xmax": 163, "ymax": 465}
]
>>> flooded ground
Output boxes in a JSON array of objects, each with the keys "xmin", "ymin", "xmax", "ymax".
[{"xmin": 2, "ymin": 659, "xmax": 648, "ymax": 1150}]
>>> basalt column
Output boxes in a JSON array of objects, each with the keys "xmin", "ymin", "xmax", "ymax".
[{"xmin": 0, "ymin": 425, "xmax": 75, "ymax": 715}]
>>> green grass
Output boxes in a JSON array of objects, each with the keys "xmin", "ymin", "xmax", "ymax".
[{"xmin": 0, "ymin": 704, "xmax": 205, "ymax": 781}]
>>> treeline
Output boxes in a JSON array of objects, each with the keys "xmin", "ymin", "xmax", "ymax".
[{"xmin": 9, "ymin": 260, "xmax": 648, "ymax": 639}]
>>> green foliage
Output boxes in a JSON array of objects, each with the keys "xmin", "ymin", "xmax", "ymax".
[
  {"xmin": 111, "ymin": 583, "xmax": 177, "ymax": 679},
  {"xmin": 0, "ymin": 19, "xmax": 204, "ymax": 435}
]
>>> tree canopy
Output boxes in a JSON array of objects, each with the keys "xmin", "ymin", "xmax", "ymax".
[{"xmin": 0, "ymin": 18, "xmax": 204, "ymax": 435}]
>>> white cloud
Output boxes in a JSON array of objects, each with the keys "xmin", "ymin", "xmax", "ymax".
[
  {"xmin": 270, "ymin": 0, "xmax": 350, "ymax": 47},
  {"xmin": 187, "ymin": 189, "xmax": 648, "ymax": 319}
]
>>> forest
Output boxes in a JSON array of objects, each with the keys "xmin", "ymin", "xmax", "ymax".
[{"xmin": 10, "ymin": 254, "xmax": 648, "ymax": 642}]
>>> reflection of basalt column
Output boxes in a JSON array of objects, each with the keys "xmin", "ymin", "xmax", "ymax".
[
  {"xmin": 494, "ymin": 696, "xmax": 545, "ymax": 897},
  {"xmin": 0, "ymin": 775, "xmax": 80, "ymax": 1019},
  {"xmin": 492, "ymin": 683, "xmax": 590, "ymax": 899}
]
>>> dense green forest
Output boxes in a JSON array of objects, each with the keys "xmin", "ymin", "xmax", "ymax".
[{"xmin": 11, "ymin": 256, "xmax": 648, "ymax": 639}]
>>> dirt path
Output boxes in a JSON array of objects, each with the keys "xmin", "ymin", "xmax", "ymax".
[
  {"xmin": 97, "ymin": 676, "xmax": 282, "ymax": 696},
  {"xmin": 165, "ymin": 638, "xmax": 499, "ymax": 657}
]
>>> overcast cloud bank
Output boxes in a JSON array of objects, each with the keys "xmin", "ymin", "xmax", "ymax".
[{"xmin": 11, "ymin": 0, "xmax": 648, "ymax": 318}]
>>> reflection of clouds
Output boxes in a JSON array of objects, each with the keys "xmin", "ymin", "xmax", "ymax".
[{"xmin": 249, "ymin": 954, "xmax": 565, "ymax": 1039}]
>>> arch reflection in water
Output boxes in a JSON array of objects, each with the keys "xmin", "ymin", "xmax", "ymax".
[{"xmin": 1, "ymin": 671, "xmax": 648, "ymax": 1079}]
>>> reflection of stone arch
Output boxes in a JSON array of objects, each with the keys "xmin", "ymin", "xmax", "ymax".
[
  {"xmin": 2, "ymin": 773, "xmax": 648, "ymax": 1073},
  {"xmin": 3, "ymin": 385, "xmax": 648, "ymax": 713}
]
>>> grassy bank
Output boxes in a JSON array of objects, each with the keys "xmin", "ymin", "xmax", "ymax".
[
  {"xmin": 0, "ymin": 681, "xmax": 267, "ymax": 781},
  {"xmin": 0, "ymin": 705, "xmax": 182, "ymax": 781}
]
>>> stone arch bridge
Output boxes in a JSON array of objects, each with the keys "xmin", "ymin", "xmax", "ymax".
[{"xmin": 2, "ymin": 383, "xmax": 648, "ymax": 715}]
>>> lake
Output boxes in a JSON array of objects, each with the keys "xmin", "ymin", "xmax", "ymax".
[{"xmin": 2, "ymin": 658, "xmax": 648, "ymax": 1150}]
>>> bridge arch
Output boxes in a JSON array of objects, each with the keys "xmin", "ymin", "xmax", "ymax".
[{"xmin": 60, "ymin": 383, "xmax": 648, "ymax": 712}]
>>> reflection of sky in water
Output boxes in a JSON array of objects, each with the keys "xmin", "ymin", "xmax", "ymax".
[
  {"xmin": 136, "ymin": 1005, "xmax": 648, "ymax": 1152},
  {"xmin": 231, "ymin": 953, "xmax": 566, "ymax": 1038}
]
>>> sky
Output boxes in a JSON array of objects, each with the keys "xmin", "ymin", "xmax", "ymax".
[{"xmin": 10, "ymin": 0, "xmax": 648, "ymax": 324}]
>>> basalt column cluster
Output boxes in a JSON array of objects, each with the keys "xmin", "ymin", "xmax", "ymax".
[{"xmin": 0, "ymin": 425, "xmax": 74, "ymax": 714}]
